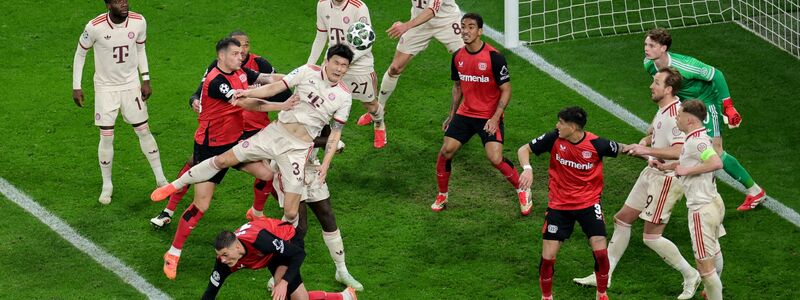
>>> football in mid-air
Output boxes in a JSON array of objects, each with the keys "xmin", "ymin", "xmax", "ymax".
[{"xmin": 346, "ymin": 22, "xmax": 375, "ymax": 51}]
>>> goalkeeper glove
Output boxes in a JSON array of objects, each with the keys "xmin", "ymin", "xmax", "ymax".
[{"xmin": 722, "ymin": 98, "xmax": 741, "ymax": 129}]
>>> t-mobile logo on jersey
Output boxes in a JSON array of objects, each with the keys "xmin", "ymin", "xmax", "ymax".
[
  {"xmin": 330, "ymin": 28, "xmax": 346, "ymax": 44},
  {"xmin": 555, "ymin": 153, "xmax": 594, "ymax": 170},
  {"xmin": 112, "ymin": 45, "xmax": 129, "ymax": 63}
]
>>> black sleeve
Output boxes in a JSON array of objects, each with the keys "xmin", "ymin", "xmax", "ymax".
[
  {"xmin": 528, "ymin": 129, "xmax": 559, "ymax": 156},
  {"xmin": 254, "ymin": 57, "xmax": 275, "ymax": 74},
  {"xmin": 490, "ymin": 51, "xmax": 510, "ymax": 86},
  {"xmin": 243, "ymin": 67, "xmax": 260, "ymax": 85},
  {"xmin": 268, "ymin": 89, "xmax": 293, "ymax": 103},
  {"xmin": 450, "ymin": 50, "xmax": 459, "ymax": 81},
  {"xmin": 206, "ymin": 75, "xmax": 234, "ymax": 102},
  {"xmin": 200, "ymin": 259, "xmax": 234, "ymax": 300},
  {"xmin": 189, "ymin": 62, "xmax": 217, "ymax": 107},
  {"xmin": 251, "ymin": 229, "xmax": 306, "ymax": 285},
  {"xmin": 590, "ymin": 137, "xmax": 621, "ymax": 159}
]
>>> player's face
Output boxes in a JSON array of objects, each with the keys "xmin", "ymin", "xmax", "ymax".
[
  {"xmin": 644, "ymin": 37, "xmax": 667, "ymax": 60},
  {"xmin": 232, "ymin": 35, "xmax": 250, "ymax": 56},
  {"xmin": 106, "ymin": 0, "xmax": 129, "ymax": 18},
  {"xmin": 460, "ymin": 19, "xmax": 483, "ymax": 45},
  {"xmin": 556, "ymin": 118, "xmax": 576, "ymax": 139},
  {"xmin": 676, "ymin": 109, "xmax": 691, "ymax": 133},
  {"xmin": 650, "ymin": 72, "xmax": 668, "ymax": 102},
  {"xmin": 216, "ymin": 245, "xmax": 244, "ymax": 267},
  {"xmin": 325, "ymin": 55, "xmax": 351, "ymax": 83},
  {"xmin": 220, "ymin": 45, "xmax": 244, "ymax": 71}
]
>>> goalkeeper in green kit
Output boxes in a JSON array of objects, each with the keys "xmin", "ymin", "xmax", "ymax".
[{"xmin": 643, "ymin": 28, "xmax": 766, "ymax": 211}]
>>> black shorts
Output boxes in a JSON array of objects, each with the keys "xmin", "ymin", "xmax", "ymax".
[
  {"xmin": 267, "ymin": 255, "xmax": 303, "ymax": 297},
  {"xmin": 542, "ymin": 204, "xmax": 607, "ymax": 241},
  {"xmin": 444, "ymin": 114, "xmax": 505, "ymax": 145},
  {"xmin": 192, "ymin": 141, "xmax": 237, "ymax": 184}
]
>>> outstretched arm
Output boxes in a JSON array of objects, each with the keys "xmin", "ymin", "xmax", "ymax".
[
  {"xmin": 517, "ymin": 144, "xmax": 534, "ymax": 190},
  {"xmin": 387, "ymin": 8, "xmax": 435, "ymax": 38},
  {"xmin": 200, "ymin": 260, "xmax": 233, "ymax": 300}
]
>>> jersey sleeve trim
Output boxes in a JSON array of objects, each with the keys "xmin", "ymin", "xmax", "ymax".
[{"xmin": 78, "ymin": 42, "xmax": 90, "ymax": 50}]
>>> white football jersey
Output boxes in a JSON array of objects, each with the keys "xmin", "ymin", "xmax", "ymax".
[
  {"xmin": 410, "ymin": 0, "xmax": 462, "ymax": 27},
  {"xmin": 679, "ymin": 128, "xmax": 721, "ymax": 211},
  {"xmin": 78, "ymin": 12, "xmax": 147, "ymax": 92},
  {"xmin": 316, "ymin": 0, "xmax": 374, "ymax": 75},
  {"xmin": 279, "ymin": 64, "xmax": 352, "ymax": 138},
  {"xmin": 650, "ymin": 99, "xmax": 686, "ymax": 167}
]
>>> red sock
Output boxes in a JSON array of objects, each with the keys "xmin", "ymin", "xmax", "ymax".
[
  {"xmin": 253, "ymin": 179, "xmax": 273, "ymax": 211},
  {"xmin": 593, "ymin": 249, "xmax": 610, "ymax": 294},
  {"xmin": 308, "ymin": 291, "xmax": 343, "ymax": 300},
  {"xmin": 493, "ymin": 158, "xmax": 520, "ymax": 189},
  {"xmin": 167, "ymin": 162, "xmax": 192, "ymax": 211},
  {"xmin": 171, "ymin": 204, "xmax": 205, "ymax": 250},
  {"xmin": 436, "ymin": 154, "xmax": 452, "ymax": 193},
  {"xmin": 539, "ymin": 257, "xmax": 555, "ymax": 297}
]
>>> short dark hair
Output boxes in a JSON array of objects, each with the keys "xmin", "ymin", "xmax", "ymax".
[
  {"xmin": 462, "ymin": 12, "xmax": 484, "ymax": 28},
  {"xmin": 216, "ymin": 37, "xmax": 241, "ymax": 53},
  {"xmin": 228, "ymin": 30, "xmax": 248, "ymax": 38},
  {"xmin": 558, "ymin": 106, "xmax": 588, "ymax": 129},
  {"xmin": 646, "ymin": 28, "xmax": 672, "ymax": 50},
  {"xmin": 681, "ymin": 100, "xmax": 706, "ymax": 122},
  {"xmin": 658, "ymin": 67, "xmax": 683, "ymax": 96},
  {"xmin": 214, "ymin": 231, "xmax": 238, "ymax": 250},
  {"xmin": 326, "ymin": 43, "xmax": 354, "ymax": 64}
]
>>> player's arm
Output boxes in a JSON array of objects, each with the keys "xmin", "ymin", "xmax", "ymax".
[
  {"xmin": 233, "ymin": 94, "xmax": 299, "ymax": 112},
  {"xmin": 136, "ymin": 17, "xmax": 151, "ymax": 100},
  {"xmin": 251, "ymin": 230, "xmax": 306, "ymax": 289},
  {"xmin": 72, "ymin": 24, "xmax": 94, "ymax": 107},
  {"xmin": 626, "ymin": 143, "xmax": 682, "ymax": 161},
  {"xmin": 190, "ymin": 62, "xmax": 214, "ymax": 112},
  {"xmin": 200, "ymin": 259, "xmax": 234, "ymax": 300},
  {"xmin": 485, "ymin": 51, "xmax": 512, "ymax": 134},
  {"xmin": 237, "ymin": 80, "xmax": 290, "ymax": 99},
  {"xmin": 307, "ymin": 4, "xmax": 328, "ymax": 65},
  {"xmin": 318, "ymin": 117, "xmax": 347, "ymax": 183},
  {"xmin": 640, "ymin": 126, "xmax": 654, "ymax": 146},
  {"xmin": 444, "ymin": 52, "xmax": 463, "ymax": 131},
  {"xmin": 518, "ymin": 130, "xmax": 559, "ymax": 190},
  {"xmin": 387, "ymin": 5, "xmax": 435, "ymax": 38},
  {"xmin": 591, "ymin": 137, "xmax": 627, "ymax": 159},
  {"xmin": 711, "ymin": 69, "xmax": 742, "ymax": 128},
  {"xmin": 675, "ymin": 144, "xmax": 723, "ymax": 176}
]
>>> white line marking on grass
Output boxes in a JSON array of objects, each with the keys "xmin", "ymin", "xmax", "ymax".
[
  {"xmin": 0, "ymin": 178, "xmax": 171, "ymax": 300},
  {"xmin": 480, "ymin": 24, "xmax": 800, "ymax": 228}
]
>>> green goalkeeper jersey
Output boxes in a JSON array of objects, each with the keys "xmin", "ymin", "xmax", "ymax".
[{"xmin": 644, "ymin": 52, "xmax": 731, "ymax": 105}]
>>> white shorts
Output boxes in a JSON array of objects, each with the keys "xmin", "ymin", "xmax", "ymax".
[
  {"xmin": 272, "ymin": 163, "xmax": 330, "ymax": 208},
  {"xmin": 688, "ymin": 196, "xmax": 726, "ymax": 260},
  {"xmin": 342, "ymin": 72, "xmax": 378, "ymax": 103},
  {"xmin": 232, "ymin": 123, "xmax": 313, "ymax": 194},
  {"xmin": 396, "ymin": 17, "xmax": 464, "ymax": 55},
  {"xmin": 624, "ymin": 167, "xmax": 684, "ymax": 224},
  {"xmin": 94, "ymin": 88, "xmax": 148, "ymax": 126}
]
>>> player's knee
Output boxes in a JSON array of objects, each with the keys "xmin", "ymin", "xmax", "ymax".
[
  {"xmin": 614, "ymin": 209, "xmax": 637, "ymax": 224},
  {"xmin": 642, "ymin": 233, "xmax": 661, "ymax": 246},
  {"xmin": 132, "ymin": 120, "xmax": 148, "ymax": 129},
  {"xmin": 388, "ymin": 64, "xmax": 405, "ymax": 76},
  {"xmin": 487, "ymin": 154, "xmax": 503, "ymax": 166}
]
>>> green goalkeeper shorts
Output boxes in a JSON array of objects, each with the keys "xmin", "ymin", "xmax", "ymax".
[{"xmin": 701, "ymin": 100, "xmax": 724, "ymax": 138}]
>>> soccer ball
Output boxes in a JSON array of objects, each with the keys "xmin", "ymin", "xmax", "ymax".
[{"xmin": 346, "ymin": 22, "xmax": 375, "ymax": 51}]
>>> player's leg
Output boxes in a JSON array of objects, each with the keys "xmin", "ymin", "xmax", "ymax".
[
  {"xmin": 480, "ymin": 117, "xmax": 527, "ymax": 214},
  {"xmin": 306, "ymin": 284, "xmax": 358, "ymax": 300},
  {"xmin": 540, "ymin": 208, "xmax": 572, "ymax": 300},
  {"xmin": 573, "ymin": 204, "xmax": 638, "ymax": 287},
  {"xmin": 307, "ymin": 197, "xmax": 363, "ymax": 291},
  {"xmin": 377, "ymin": 50, "xmax": 413, "ymax": 107},
  {"xmin": 688, "ymin": 205, "xmax": 724, "ymax": 300},
  {"xmin": 643, "ymin": 221, "xmax": 700, "ymax": 299},
  {"xmin": 151, "ymin": 147, "xmax": 242, "ymax": 201},
  {"xmin": 433, "ymin": 136, "xmax": 462, "ymax": 211},
  {"xmin": 163, "ymin": 179, "xmax": 219, "ymax": 279},
  {"xmin": 120, "ymin": 87, "xmax": 168, "ymax": 186},
  {"xmin": 432, "ymin": 19, "xmax": 467, "ymax": 54},
  {"xmin": 94, "ymin": 90, "xmax": 119, "ymax": 204},
  {"xmin": 576, "ymin": 204, "xmax": 610, "ymax": 299}
]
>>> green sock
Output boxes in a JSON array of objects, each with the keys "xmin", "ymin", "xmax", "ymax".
[{"xmin": 721, "ymin": 152, "xmax": 755, "ymax": 188}]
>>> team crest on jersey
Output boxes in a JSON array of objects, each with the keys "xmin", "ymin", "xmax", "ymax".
[
  {"xmin": 128, "ymin": 32, "xmax": 135, "ymax": 39},
  {"xmin": 241, "ymin": 140, "xmax": 250, "ymax": 148},
  {"xmin": 328, "ymin": 93, "xmax": 336, "ymax": 101},
  {"xmin": 582, "ymin": 151, "xmax": 592, "ymax": 159},
  {"xmin": 239, "ymin": 74, "xmax": 247, "ymax": 82},
  {"xmin": 672, "ymin": 127, "xmax": 681, "ymax": 136},
  {"xmin": 697, "ymin": 142, "xmax": 707, "ymax": 152},
  {"xmin": 343, "ymin": 16, "xmax": 350, "ymax": 24},
  {"xmin": 359, "ymin": 17, "xmax": 368, "ymax": 23},
  {"xmin": 478, "ymin": 62, "xmax": 487, "ymax": 71},
  {"xmin": 95, "ymin": 113, "xmax": 101, "ymax": 120},
  {"xmin": 657, "ymin": 121, "xmax": 662, "ymax": 129}
]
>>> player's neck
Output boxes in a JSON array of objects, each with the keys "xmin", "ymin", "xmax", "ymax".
[
  {"xmin": 657, "ymin": 96, "xmax": 678, "ymax": 109},
  {"xmin": 107, "ymin": 12, "xmax": 127, "ymax": 25},
  {"xmin": 465, "ymin": 40, "xmax": 484, "ymax": 53},
  {"xmin": 566, "ymin": 131, "xmax": 585, "ymax": 144},
  {"xmin": 685, "ymin": 124, "xmax": 704, "ymax": 135},
  {"xmin": 654, "ymin": 53, "xmax": 670, "ymax": 68},
  {"xmin": 332, "ymin": 0, "xmax": 346, "ymax": 8},
  {"xmin": 218, "ymin": 64, "xmax": 235, "ymax": 74}
]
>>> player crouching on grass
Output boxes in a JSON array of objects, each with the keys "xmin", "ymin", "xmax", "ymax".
[{"xmin": 202, "ymin": 218, "xmax": 357, "ymax": 300}]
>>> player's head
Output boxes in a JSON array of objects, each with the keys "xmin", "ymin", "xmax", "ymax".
[
  {"xmin": 216, "ymin": 37, "xmax": 244, "ymax": 72},
  {"xmin": 556, "ymin": 106, "xmax": 588, "ymax": 138},
  {"xmin": 104, "ymin": 0, "xmax": 129, "ymax": 19},
  {"xmin": 651, "ymin": 67, "xmax": 683, "ymax": 102},
  {"xmin": 461, "ymin": 13, "xmax": 484, "ymax": 45},
  {"xmin": 229, "ymin": 30, "xmax": 251, "ymax": 57},
  {"xmin": 214, "ymin": 231, "xmax": 245, "ymax": 267},
  {"xmin": 645, "ymin": 28, "xmax": 671, "ymax": 60},
  {"xmin": 677, "ymin": 100, "xmax": 706, "ymax": 133},
  {"xmin": 324, "ymin": 44, "xmax": 353, "ymax": 83}
]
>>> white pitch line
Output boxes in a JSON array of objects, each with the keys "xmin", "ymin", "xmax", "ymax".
[
  {"xmin": 0, "ymin": 178, "xmax": 172, "ymax": 300},
  {"xmin": 480, "ymin": 24, "xmax": 800, "ymax": 228}
]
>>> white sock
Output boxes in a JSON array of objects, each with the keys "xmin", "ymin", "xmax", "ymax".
[
  {"xmin": 134, "ymin": 124, "xmax": 168, "ymax": 185},
  {"xmin": 282, "ymin": 215, "xmax": 299, "ymax": 227},
  {"xmin": 98, "ymin": 129, "xmax": 115, "ymax": 192},
  {"xmin": 175, "ymin": 158, "xmax": 221, "ymax": 189},
  {"xmin": 323, "ymin": 229, "xmax": 347, "ymax": 273},
  {"xmin": 369, "ymin": 102, "xmax": 385, "ymax": 125},
  {"xmin": 747, "ymin": 183, "xmax": 762, "ymax": 196},
  {"xmin": 607, "ymin": 218, "xmax": 632, "ymax": 275},
  {"xmin": 167, "ymin": 246, "xmax": 182, "ymax": 257},
  {"xmin": 714, "ymin": 252, "xmax": 724, "ymax": 277},
  {"xmin": 701, "ymin": 270, "xmax": 723, "ymax": 300},
  {"xmin": 378, "ymin": 71, "xmax": 399, "ymax": 107},
  {"xmin": 643, "ymin": 234, "xmax": 696, "ymax": 280},
  {"xmin": 164, "ymin": 208, "xmax": 174, "ymax": 216}
]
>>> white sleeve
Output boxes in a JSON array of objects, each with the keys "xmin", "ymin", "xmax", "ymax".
[
  {"xmin": 137, "ymin": 18, "xmax": 149, "ymax": 76},
  {"xmin": 426, "ymin": 0, "xmax": 442, "ymax": 15},
  {"xmin": 332, "ymin": 97, "xmax": 352, "ymax": 124},
  {"xmin": 358, "ymin": 4, "xmax": 372, "ymax": 25},
  {"xmin": 281, "ymin": 65, "xmax": 309, "ymax": 89},
  {"xmin": 307, "ymin": 31, "xmax": 327, "ymax": 65},
  {"xmin": 73, "ymin": 24, "xmax": 93, "ymax": 90}
]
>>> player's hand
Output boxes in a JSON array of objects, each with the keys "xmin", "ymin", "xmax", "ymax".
[
  {"xmin": 271, "ymin": 279, "xmax": 289, "ymax": 300},
  {"xmin": 72, "ymin": 89, "xmax": 85, "ymax": 107},
  {"xmin": 483, "ymin": 117, "xmax": 499, "ymax": 135},
  {"xmin": 317, "ymin": 164, "xmax": 329, "ymax": 184},
  {"xmin": 625, "ymin": 144, "xmax": 650, "ymax": 157},
  {"xmin": 281, "ymin": 94, "xmax": 300, "ymax": 111},
  {"xmin": 233, "ymin": 89, "xmax": 248, "ymax": 99},
  {"xmin": 722, "ymin": 99, "xmax": 741, "ymax": 128},
  {"xmin": 191, "ymin": 99, "xmax": 201, "ymax": 114},
  {"xmin": 518, "ymin": 169, "xmax": 533, "ymax": 190},
  {"xmin": 141, "ymin": 80, "xmax": 152, "ymax": 101},
  {"xmin": 674, "ymin": 164, "xmax": 690, "ymax": 176},
  {"xmin": 647, "ymin": 159, "xmax": 659, "ymax": 169},
  {"xmin": 387, "ymin": 21, "xmax": 408, "ymax": 39},
  {"xmin": 442, "ymin": 116, "xmax": 452, "ymax": 132}
]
